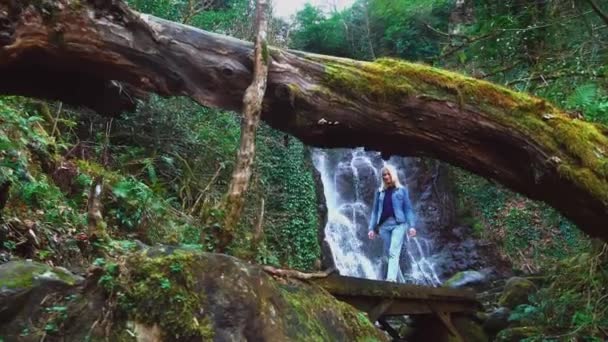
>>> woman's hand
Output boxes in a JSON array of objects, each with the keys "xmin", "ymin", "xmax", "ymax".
[
  {"xmin": 408, "ymin": 227, "xmax": 417, "ymax": 238},
  {"xmin": 368, "ymin": 231, "xmax": 376, "ymax": 240}
]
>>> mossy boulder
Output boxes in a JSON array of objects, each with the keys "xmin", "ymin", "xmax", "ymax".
[
  {"xmin": 0, "ymin": 260, "xmax": 85, "ymax": 339},
  {"xmin": 0, "ymin": 248, "xmax": 388, "ymax": 341},
  {"xmin": 450, "ymin": 315, "xmax": 488, "ymax": 342},
  {"xmin": 442, "ymin": 270, "xmax": 487, "ymax": 289},
  {"xmin": 0, "ymin": 259, "xmax": 82, "ymax": 291},
  {"xmin": 495, "ymin": 326, "xmax": 541, "ymax": 342},
  {"xmin": 110, "ymin": 246, "xmax": 388, "ymax": 341},
  {"xmin": 498, "ymin": 277, "xmax": 536, "ymax": 309},
  {"xmin": 483, "ymin": 307, "xmax": 511, "ymax": 335}
]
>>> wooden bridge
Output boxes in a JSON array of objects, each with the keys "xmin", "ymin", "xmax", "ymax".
[{"xmin": 312, "ymin": 274, "xmax": 482, "ymax": 341}]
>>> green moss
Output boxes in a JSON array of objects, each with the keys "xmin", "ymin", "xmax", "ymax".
[
  {"xmin": 0, "ymin": 261, "xmax": 79, "ymax": 290},
  {"xmin": 322, "ymin": 57, "xmax": 608, "ymax": 206},
  {"xmin": 498, "ymin": 277, "xmax": 536, "ymax": 309},
  {"xmin": 76, "ymin": 160, "xmax": 122, "ymax": 184},
  {"xmin": 450, "ymin": 315, "xmax": 488, "ymax": 342},
  {"xmin": 0, "ymin": 262, "xmax": 48, "ymax": 289},
  {"xmin": 277, "ymin": 282, "xmax": 383, "ymax": 341},
  {"xmin": 113, "ymin": 251, "xmax": 214, "ymax": 340},
  {"xmin": 262, "ymin": 40, "xmax": 269, "ymax": 65}
]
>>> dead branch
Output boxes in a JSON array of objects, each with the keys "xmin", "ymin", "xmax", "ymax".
[{"xmin": 262, "ymin": 265, "xmax": 337, "ymax": 280}]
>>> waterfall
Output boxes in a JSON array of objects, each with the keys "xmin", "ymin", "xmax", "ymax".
[{"xmin": 312, "ymin": 148, "xmax": 442, "ymax": 286}]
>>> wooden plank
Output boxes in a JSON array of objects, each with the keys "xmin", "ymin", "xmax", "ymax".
[
  {"xmin": 312, "ymin": 274, "xmax": 479, "ymax": 302},
  {"xmin": 435, "ymin": 311, "xmax": 463, "ymax": 342},
  {"xmin": 368, "ymin": 299, "xmax": 394, "ymax": 322},
  {"xmin": 334, "ymin": 296, "xmax": 479, "ymax": 315},
  {"xmin": 311, "ymin": 274, "xmax": 482, "ymax": 317}
]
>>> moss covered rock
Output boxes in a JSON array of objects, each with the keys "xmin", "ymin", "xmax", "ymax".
[
  {"xmin": 442, "ymin": 270, "xmax": 487, "ymax": 289},
  {"xmin": 498, "ymin": 277, "xmax": 536, "ymax": 309},
  {"xmin": 0, "ymin": 259, "xmax": 82, "ymax": 291},
  {"xmin": 109, "ymin": 246, "xmax": 388, "ymax": 341},
  {"xmin": 0, "ymin": 260, "xmax": 85, "ymax": 339},
  {"xmin": 0, "ymin": 249, "xmax": 388, "ymax": 341},
  {"xmin": 450, "ymin": 315, "xmax": 488, "ymax": 342},
  {"xmin": 483, "ymin": 307, "xmax": 511, "ymax": 335}
]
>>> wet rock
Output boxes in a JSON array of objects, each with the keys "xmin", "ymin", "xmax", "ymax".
[
  {"xmin": 495, "ymin": 326, "xmax": 541, "ymax": 342},
  {"xmin": 408, "ymin": 314, "xmax": 487, "ymax": 342},
  {"xmin": 483, "ymin": 307, "xmax": 511, "ymax": 335},
  {"xmin": 443, "ymin": 270, "xmax": 487, "ymax": 288},
  {"xmin": 452, "ymin": 315, "xmax": 488, "ymax": 342},
  {"xmin": 433, "ymin": 227, "xmax": 512, "ymax": 280},
  {"xmin": 498, "ymin": 277, "xmax": 536, "ymax": 309}
]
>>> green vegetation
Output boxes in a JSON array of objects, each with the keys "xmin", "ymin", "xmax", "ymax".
[
  {"xmin": 508, "ymin": 246, "xmax": 608, "ymax": 340},
  {"xmin": 290, "ymin": 0, "xmax": 607, "ymax": 340},
  {"xmin": 453, "ymin": 167, "xmax": 589, "ymax": 269},
  {"xmin": 0, "ymin": 0, "xmax": 320, "ymax": 270},
  {"xmin": 113, "ymin": 251, "xmax": 214, "ymax": 340}
]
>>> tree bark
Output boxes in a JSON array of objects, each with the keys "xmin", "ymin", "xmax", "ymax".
[
  {"xmin": 1, "ymin": 0, "xmax": 608, "ymax": 240},
  {"xmin": 87, "ymin": 176, "xmax": 107, "ymax": 240},
  {"xmin": 219, "ymin": 0, "xmax": 269, "ymax": 251}
]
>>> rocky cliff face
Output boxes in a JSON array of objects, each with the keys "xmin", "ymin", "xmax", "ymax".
[
  {"xmin": 0, "ymin": 247, "xmax": 387, "ymax": 341},
  {"xmin": 313, "ymin": 149, "xmax": 510, "ymax": 282},
  {"xmin": 395, "ymin": 158, "xmax": 511, "ymax": 279}
]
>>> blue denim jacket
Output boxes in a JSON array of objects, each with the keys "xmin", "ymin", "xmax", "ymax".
[{"xmin": 368, "ymin": 185, "xmax": 415, "ymax": 231}]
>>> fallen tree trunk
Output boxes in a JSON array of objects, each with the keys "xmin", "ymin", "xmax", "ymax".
[{"xmin": 1, "ymin": 0, "xmax": 608, "ymax": 240}]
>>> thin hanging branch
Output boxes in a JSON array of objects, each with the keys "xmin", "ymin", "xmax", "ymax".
[
  {"xmin": 585, "ymin": 0, "xmax": 608, "ymax": 27},
  {"xmin": 219, "ymin": 0, "xmax": 270, "ymax": 251},
  {"xmin": 262, "ymin": 265, "xmax": 337, "ymax": 280}
]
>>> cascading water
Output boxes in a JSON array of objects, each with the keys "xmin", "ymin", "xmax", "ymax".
[{"xmin": 312, "ymin": 148, "xmax": 442, "ymax": 286}]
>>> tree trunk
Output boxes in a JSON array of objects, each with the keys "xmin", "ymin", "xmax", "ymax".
[
  {"xmin": 1, "ymin": 0, "xmax": 608, "ymax": 240},
  {"xmin": 219, "ymin": 0, "xmax": 269, "ymax": 251},
  {"xmin": 87, "ymin": 176, "xmax": 107, "ymax": 240}
]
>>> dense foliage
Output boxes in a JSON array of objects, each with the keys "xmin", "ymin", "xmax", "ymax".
[{"xmin": 0, "ymin": 0, "xmax": 321, "ymax": 271}]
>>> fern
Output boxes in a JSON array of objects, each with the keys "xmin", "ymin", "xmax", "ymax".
[
  {"xmin": 566, "ymin": 83, "xmax": 608, "ymax": 124},
  {"xmin": 567, "ymin": 83, "xmax": 598, "ymax": 109}
]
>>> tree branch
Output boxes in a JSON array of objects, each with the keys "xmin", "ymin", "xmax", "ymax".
[
  {"xmin": 585, "ymin": 0, "xmax": 608, "ymax": 27},
  {"xmin": 263, "ymin": 265, "xmax": 337, "ymax": 280},
  {"xmin": 220, "ymin": 0, "xmax": 270, "ymax": 250}
]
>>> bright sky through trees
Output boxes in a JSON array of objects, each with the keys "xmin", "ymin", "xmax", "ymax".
[{"xmin": 273, "ymin": 0, "xmax": 354, "ymax": 19}]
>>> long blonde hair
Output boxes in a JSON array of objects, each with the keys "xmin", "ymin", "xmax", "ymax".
[{"xmin": 380, "ymin": 164, "xmax": 402, "ymax": 190}]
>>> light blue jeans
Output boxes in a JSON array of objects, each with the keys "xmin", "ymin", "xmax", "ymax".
[{"xmin": 378, "ymin": 217, "xmax": 406, "ymax": 282}]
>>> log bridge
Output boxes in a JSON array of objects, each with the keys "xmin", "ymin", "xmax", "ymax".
[{"xmin": 312, "ymin": 274, "xmax": 481, "ymax": 341}]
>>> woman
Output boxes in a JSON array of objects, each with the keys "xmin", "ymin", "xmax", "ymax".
[{"xmin": 368, "ymin": 164, "xmax": 417, "ymax": 282}]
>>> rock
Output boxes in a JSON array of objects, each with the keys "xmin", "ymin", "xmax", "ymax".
[
  {"xmin": 498, "ymin": 277, "xmax": 536, "ymax": 309},
  {"xmin": 0, "ymin": 249, "xmax": 388, "ymax": 341},
  {"xmin": 451, "ymin": 315, "xmax": 488, "ymax": 342},
  {"xmin": 442, "ymin": 270, "xmax": 487, "ymax": 288},
  {"xmin": 483, "ymin": 307, "xmax": 511, "ymax": 334},
  {"xmin": 495, "ymin": 326, "xmax": 541, "ymax": 342},
  {"xmin": 408, "ymin": 314, "xmax": 488, "ymax": 342},
  {"xmin": 0, "ymin": 260, "xmax": 84, "ymax": 337},
  {"xmin": 0, "ymin": 259, "xmax": 83, "ymax": 293},
  {"xmin": 120, "ymin": 248, "xmax": 387, "ymax": 341}
]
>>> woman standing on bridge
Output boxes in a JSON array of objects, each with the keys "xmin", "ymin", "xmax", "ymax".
[{"xmin": 368, "ymin": 165, "xmax": 417, "ymax": 282}]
